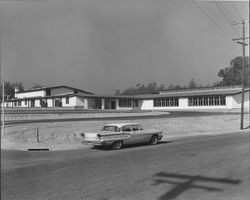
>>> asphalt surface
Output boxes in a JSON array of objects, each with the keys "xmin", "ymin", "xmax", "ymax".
[
  {"xmin": 3, "ymin": 111, "xmax": 238, "ymax": 125},
  {"xmin": 1, "ymin": 132, "xmax": 249, "ymax": 200}
]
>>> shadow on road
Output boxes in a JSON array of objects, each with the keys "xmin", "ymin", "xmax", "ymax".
[
  {"xmin": 152, "ymin": 172, "xmax": 241, "ymax": 200},
  {"xmin": 91, "ymin": 141, "xmax": 172, "ymax": 151}
]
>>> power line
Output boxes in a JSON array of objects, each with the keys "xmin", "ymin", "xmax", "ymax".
[
  {"xmin": 231, "ymin": 2, "xmax": 243, "ymax": 21},
  {"xmin": 214, "ymin": 1, "xmax": 241, "ymax": 37},
  {"xmin": 192, "ymin": 0, "xmax": 233, "ymax": 39},
  {"xmin": 218, "ymin": 2, "xmax": 237, "ymax": 24},
  {"xmin": 214, "ymin": 1, "xmax": 232, "ymax": 25}
]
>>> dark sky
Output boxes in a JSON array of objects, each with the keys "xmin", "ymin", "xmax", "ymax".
[{"xmin": 0, "ymin": 0, "xmax": 249, "ymax": 94}]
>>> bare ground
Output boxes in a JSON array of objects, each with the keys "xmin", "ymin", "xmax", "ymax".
[{"xmin": 1, "ymin": 111, "xmax": 249, "ymax": 151}]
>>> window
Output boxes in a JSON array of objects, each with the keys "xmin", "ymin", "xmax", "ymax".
[
  {"xmin": 122, "ymin": 126, "xmax": 132, "ymax": 132},
  {"xmin": 25, "ymin": 100, "xmax": 27, "ymax": 105},
  {"xmin": 101, "ymin": 126, "xmax": 121, "ymax": 132},
  {"xmin": 188, "ymin": 96, "xmax": 226, "ymax": 106},
  {"xmin": 153, "ymin": 98, "xmax": 179, "ymax": 107},
  {"xmin": 198, "ymin": 98, "xmax": 203, "ymax": 106},
  {"xmin": 46, "ymin": 89, "xmax": 51, "ymax": 96},
  {"xmin": 209, "ymin": 97, "xmax": 214, "ymax": 105},
  {"xmin": 193, "ymin": 98, "xmax": 198, "ymax": 106},
  {"xmin": 131, "ymin": 125, "xmax": 140, "ymax": 131},
  {"xmin": 204, "ymin": 97, "xmax": 208, "ymax": 105},
  {"xmin": 133, "ymin": 100, "xmax": 138, "ymax": 108},
  {"xmin": 119, "ymin": 99, "xmax": 132, "ymax": 107},
  {"xmin": 18, "ymin": 101, "xmax": 21, "ymax": 106},
  {"xmin": 215, "ymin": 97, "xmax": 220, "ymax": 105},
  {"xmin": 220, "ymin": 96, "xmax": 226, "ymax": 105},
  {"xmin": 188, "ymin": 98, "xmax": 193, "ymax": 106},
  {"xmin": 162, "ymin": 99, "xmax": 166, "ymax": 107},
  {"xmin": 66, "ymin": 97, "xmax": 69, "ymax": 104}
]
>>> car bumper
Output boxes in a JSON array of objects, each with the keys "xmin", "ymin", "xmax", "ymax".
[{"xmin": 82, "ymin": 140, "xmax": 113, "ymax": 146}]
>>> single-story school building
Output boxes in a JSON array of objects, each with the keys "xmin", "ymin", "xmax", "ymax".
[{"xmin": 2, "ymin": 85, "xmax": 249, "ymax": 110}]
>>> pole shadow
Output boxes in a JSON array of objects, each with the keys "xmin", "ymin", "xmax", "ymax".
[{"xmin": 152, "ymin": 172, "xmax": 241, "ymax": 200}]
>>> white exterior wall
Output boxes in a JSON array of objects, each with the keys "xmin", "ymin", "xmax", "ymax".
[
  {"xmin": 75, "ymin": 97, "xmax": 85, "ymax": 107},
  {"xmin": 47, "ymin": 99, "xmax": 53, "ymax": 107},
  {"xmin": 35, "ymin": 99, "xmax": 41, "ymax": 107},
  {"xmin": 101, "ymin": 98, "xmax": 105, "ymax": 109},
  {"xmin": 179, "ymin": 98, "xmax": 188, "ymax": 109},
  {"xmin": 231, "ymin": 91, "xmax": 249, "ymax": 109},
  {"xmin": 16, "ymin": 90, "xmax": 46, "ymax": 99},
  {"xmin": 60, "ymin": 97, "xmax": 76, "ymax": 107},
  {"xmin": 225, "ymin": 96, "xmax": 233, "ymax": 109},
  {"xmin": 116, "ymin": 99, "xmax": 120, "ymax": 109},
  {"xmin": 2, "ymin": 102, "xmax": 12, "ymax": 107},
  {"xmin": 139, "ymin": 99, "xmax": 154, "ymax": 110}
]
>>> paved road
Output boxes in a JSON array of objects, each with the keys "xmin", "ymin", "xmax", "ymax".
[
  {"xmin": 1, "ymin": 132, "xmax": 249, "ymax": 200},
  {"xmin": 3, "ymin": 111, "xmax": 237, "ymax": 125}
]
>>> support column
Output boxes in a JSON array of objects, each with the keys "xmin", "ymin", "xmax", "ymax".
[
  {"xmin": 116, "ymin": 99, "xmax": 119, "ymax": 110},
  {"xmin": 101, "ymin": 98, "xmax": 105, "ymax": 110}
]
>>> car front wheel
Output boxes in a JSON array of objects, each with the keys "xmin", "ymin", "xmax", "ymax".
[
  {"xmin": 150, "ymin": 135, "xmax": 158, "ymax": 145},
  {"xmin": 112, "ymin": 141, "xmax": 122, "ymax": 150}
]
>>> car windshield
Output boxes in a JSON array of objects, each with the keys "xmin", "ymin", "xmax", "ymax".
[{"xmin": 101, "ymin": 126, "xmax": 121, "ymax": 132}]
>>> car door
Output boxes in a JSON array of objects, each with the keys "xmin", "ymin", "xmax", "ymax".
[
  {"xmin": 129, "ymin": 125, "xmax": 148, "ymax": 144},
  {"xmin": 121, "ymin": 125, "xmax": 133, "ymax": 145}
]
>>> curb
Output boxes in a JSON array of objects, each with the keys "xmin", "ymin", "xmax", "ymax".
[{"xmin": 165, "ymin": 129, "xmax": 249, "ymax": 141}]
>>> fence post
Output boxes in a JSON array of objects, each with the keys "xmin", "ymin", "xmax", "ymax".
[{"xmin": 36, "ymin": 128, "xmax": 39, "ymax": 143}]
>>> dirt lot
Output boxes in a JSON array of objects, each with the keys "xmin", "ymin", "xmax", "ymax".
[{"xmin": 1, "ymin": 111, "xmax": 249, "ymax": 151}]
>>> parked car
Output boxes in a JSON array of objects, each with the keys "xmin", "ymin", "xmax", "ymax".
[{"xmin": 81, "ymin": 123, "xmax": 163, "ymax": 150}]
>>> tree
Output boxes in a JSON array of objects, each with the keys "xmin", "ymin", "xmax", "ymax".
[
  {"xmin": 217, "ymin": 56, "xmax": 249, "ymax": 86},
  {"xmin": 0, "ymin": 82, "xmax": 24, "ymax": 100},
  {"xmin": 114, "ymin": 89, "xmax": 121, "ymax": 95},
  {"xmin": 116, "ymin": 81, "xmax": 166, "ymax": 95},
  {"xmin": 188, "ymin": 78, "xmax": 197, "ymax": 88}
]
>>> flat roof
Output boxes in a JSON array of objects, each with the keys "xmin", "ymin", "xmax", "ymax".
[{"xmin": 131, "ymin": 88, "xmax": 250, "ymax": 99}]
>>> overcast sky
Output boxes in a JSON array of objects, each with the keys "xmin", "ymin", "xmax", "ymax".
[{"xmin": 0, "ymin": 0, "xmax": 249, "ymax": 94}]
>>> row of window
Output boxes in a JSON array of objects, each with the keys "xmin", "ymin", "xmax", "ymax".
[
  {"xmin": 12, "ymin": 97, "xmax": 70, "ymax": 106},
  {"xmin": 154, "ymin": 98, "xmax": 179, "ymax": 107},
  {"xmin": 119, "ymin": 99, "xmax": 138, "ymax": 108},
  {"xmin": 188, "ymin": 96, "xmax": 226, "ymax": 106},
  {"xmin": 7, "ymin": 96, "xmax": 228, "ymax": 108},
  {"xmin": 154, "ymin": 96, "xmax": 226, "ymax": 107}
]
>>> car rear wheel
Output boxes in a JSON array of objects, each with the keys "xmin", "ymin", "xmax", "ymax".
[
  {"xmin": 150, "ymin": 135, "xmax": 158, "ymax": 145},
  {"xmin": 112, "ymin": 141, "xmax": 122, "ymax": 150}
]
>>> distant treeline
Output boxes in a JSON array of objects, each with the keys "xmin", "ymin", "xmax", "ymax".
[{"xmin": 115, "ymin": 56, "xmax": 249, "ymax": 95}]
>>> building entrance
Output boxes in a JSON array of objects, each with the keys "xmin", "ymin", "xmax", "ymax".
[{"xmin": 111, "ymin": 101, "xmax": 116, "ymax": 109}]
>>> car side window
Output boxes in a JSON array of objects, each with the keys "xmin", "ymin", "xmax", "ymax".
[
  {"xmin": 122, "ymin": 126, "xmax": 132, "ymax": 132},
  {"xmin": 132, "ymin": 125, "xmax": 139, "ymax": 132}
]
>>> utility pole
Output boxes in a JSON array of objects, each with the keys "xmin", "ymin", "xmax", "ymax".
[
  {"xmin": 0, "ymin": 28, "xmax": 4, "ymax": 136},
  {"xmin": 232, "ymin": 20, "xmax": 249, "ymax": 130},
  {"xmin": 1, "ymin": 80, "xmax": 5, "ymax": 135}
]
